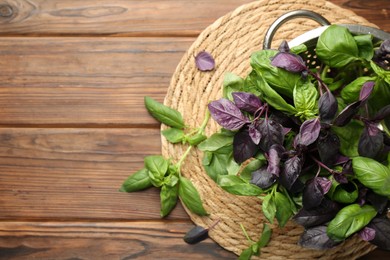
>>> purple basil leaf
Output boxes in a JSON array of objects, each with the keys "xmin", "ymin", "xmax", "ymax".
[
  {"xmin": 359, "ymin": 227, "xmax": 376, "ymax": 242},
  {"xmin": 298, "ymin": 225, "xmax": 340, "ymax": 250},
  {"xmin": 208, "ymin": 98, "xmax": 248, "ymax": 131},
  {"xmin": 366, "ymin": 191, "xmax": 389, "ymax": 214},
  {"xmin": 280, "ymin": 155, "xmax": 302, "ymax": 191},
  {"xmin": 296, "ymin": 118, "xmax": 321, "ymax": 147},
  {"xmin": 318, "ymin": 91, "xmax": 338, "ymax": 123},
  {"xmin": 266, "ymin": 144, "xmax": 285, "ymax": 177},
  {"xmin": 317, "ymin": 129, "xmax": 340, "ymax": 166},
  {"xmin": 334, "ymin": 155, "xmax": 350, "ymax": 165},
  {"xmin": 271, "ymin": 52, "xmax": 307, "ymax": 73},
  {"xmin": 258, "ymin": 119, "xmax": 284, "ymax": 152},
  {"xmin": 359, "ymin": 81, "xmax": 375, "ymax": 102},
  {"xmin": 233, "ymin": 128, "xmax": 258, "ymax": 164},
  {"xmin": 373, "ymin": 104, "xmax": 390, "ymax": 121},
  {"xmin": 316, "ymin": 177, "xmax": 332, "ymax": 194},
  {"xmin": 282, "ymin": 127, "xmax": 291, "ymax": 136},
  {"xmin": 302, "ymin": 178, "xmax": 325, "ymax": 210},
  {"xmin": 373, "ymin": 39, "xmax": 390, "ymax": 70},
  {"xmin": 278, "ymin": 40, "xmax": 290, "ymax": 53},
  {"xmin": 357, "ymin": 187, "xmax": 368, "ymax": 206},
  {"xmin": 334, "ymin": 172, "xmax": 349, "ymax": 184},
  {"xmin": 333, "ymin": 101, "xmax": 361, "ymax": 127},
  {"xmin": 250, "ymin": 167, "xmax": 277, "ymax": 189},
  {"xmin": 195, "ymin": 51, "xmax": 215, "ymax": 71},
  {"xmin": 248, "ymin": 123, "xmax": 261, "ymax": 145},
  {"xmin": 367, "ymin": 217, "xmax": 390, "ymax": 250},
  {"xmin": 232, "ymin": 92, "xmax": 262, "ymax": 114},
  {"xmin": 358, "ymin": 124, "xmax": 384, "ymax": 159},
  {"xmin": 293, "ymin": 199, "xmax": 341, "ymax": 228}
]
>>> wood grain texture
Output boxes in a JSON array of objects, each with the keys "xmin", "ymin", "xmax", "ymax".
[
  {"xmin": 0, "ymin": 221, "xmax": 236, "ymax": 259},
  {"xmin": 0, "ymin": 37, "xmax": 193, "ymax": 126},
  {"xmin": 0, "ymin": 127, "xmax": 189, "ymax": 220}
]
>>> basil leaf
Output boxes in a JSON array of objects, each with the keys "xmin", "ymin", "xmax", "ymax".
[
  {"xmin": 198, "ymin": 132, "xmax": 233, "ymax": 152},
  {"xmin": 239, "ymin": 247, "xmax": 253, "ymax": 260},
  {"xmin": 327, "ymin": 204, "xmax": 377, "ymax": 242},
  {"xmin": 341, "ymin": 76, "xmax": 376, "ymax": 103},
  {"xmin": 293, "ymin": 81, "xmax": 318, "ymax": 120},
  {"xmin": 316, "ymin": 25, "xmax": 359, "ymax": 68},
  {"xmin": 293, "ymin": 199, "xmax": 341, "ymax": 228},
  {"xmin": 223, "ymin": 72, "xmax": 244, "ymax": 100},
  {"xmin": 354, "ymin": 34, "xmax": 374, "ymax": 60},
  {"xmin": 299, "ymin": 226, "xmax": 340, "ymax": 250},
  {"xmin": 275, "ymin": 191, "xmax": 293, "ymax": 227},
  {"xmin": 144, "ymin": 96, "xmax": 185, "ymax": 129},
  {"xmin": 161, "ymin": 128, "xmax": 185, "ymax": 144},
  {"xmin": 253, "ymin": 76, "xmax": 297, "ymax": 115},
  {"xmin": 240, "ymin": 158, "xmax": 266, "ymax": 182},
  {"xmin": 179, "ymin": 176, "xmax": 208, "ymax": 216},
  {"xmin": 187, "ymin": 133, "xmax": 207, "ymax": 146},
  {"xmin": 217, "ymin": 175, "xmax": 263, "ymax": 196},
  {"xmin": 332, "ymin": 120, "xmax": 363, "ymax": 157},
  {"xmin": 367, "ymin": 217, "xmax": 390, "ymax": 250},
  {"xmin": 208, "ymin": 98, "xmax": 248, "ymax": 131},
  {"xmin": 257, "ymin": 224, "xmax": 272, "ymax": 248},
  {"xmin": 352, "ymin": 156, "xmax": 390, "ymax": 197},
  {"xmin": 328, "ymin": 178, "xmax": 358, "ymax": 204},
  {"xmin": 262, "ymin": 193, "xmax": 276, "ymax": 224},
  {"xmin": 160, "ymin": 184, "xmax": 179, "ymax": 217},
  {"xmin": 145, "ymin": 155, "xmax": 169, "ymax": 187},
  {"xmin": 120, "ymin": 168, "xmax": 153, "ymax": 192}
]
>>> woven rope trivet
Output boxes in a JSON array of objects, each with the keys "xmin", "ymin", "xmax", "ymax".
[{"xmin": 162, "ymin": 0, "xmax": 379, "ymax": 258}]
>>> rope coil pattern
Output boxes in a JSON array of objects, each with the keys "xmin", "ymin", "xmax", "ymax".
[{"xmin": 162, "ymin": 0, "xmax": 378, "ymax": 258}]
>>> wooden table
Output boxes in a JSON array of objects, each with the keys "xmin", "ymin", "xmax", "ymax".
[{"xmin": 0, "ymin": 0, "xmax": 388, "ymax": 259}]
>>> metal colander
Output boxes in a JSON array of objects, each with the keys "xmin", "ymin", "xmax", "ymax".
[{"xmin": 263, "ymin": 10, "xmax": 390, "ymax": 70}]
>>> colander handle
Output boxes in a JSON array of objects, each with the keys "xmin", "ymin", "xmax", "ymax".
[{"xmin": 263, "ymin": 10, "xmax": 331, "ymax": 49}]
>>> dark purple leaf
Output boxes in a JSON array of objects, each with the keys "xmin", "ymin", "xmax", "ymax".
[
  {"xmin": 248, "ymin": 123, "xmax": 261, "ymax": 145},
  {"xmin": 208, "ymin": 98, "xmax": 248, "ymax": 131},
  {"xmin": 334, "ymin": 172, "xmax": 349, "ymax": 184},
  {"xmin": 334, "ymin": 155, "xmax": 350, "ymax": 165},
  {"xmin": 250, "ymin": 167, "xmax": 277, "ymax": 189},
  {"xmin": 233, "ymin": 128, "xmax": 258, "ymax": 164},
  {"xmin": 373, "ymin": 39, "xmax": 390, "ymax": 70},
  {"xmin": 298, "ymin": 226, "xmax": 340, "ymax": 250},
  {"xmin": 293, "ymin": 199, "xmax": 341, "ymax": 228},
  {"xmin": 183, "ymin": 225, "xmax": 209, "ymax": 244},
  {"xmin": 333, "ymin": 101, "xmax": 361, "ymax": 127},
  {"xmin": 271, "ymin": 52, "xmax": 307, "ymax": 73},
  {"xmin": 280, "ymin": 155, "xmax": 302, "ymax": 191},
  {"xmin": 357, "ymin": 187, "xmax": 368, "ymax": 206},
  {"xmin": 296, "ymin": 118, "xmax": 321, "ymax": 147},
  {"xmin": 232, "ymin": 92, "xmax": 262, "ymax": 114},
  {"xmin": 373, "ymin": 105, "xmax": 390, "ymax": 121},
  {"xmin": 317, "ymin": 177, "xmax": 332, "ymax": 194},
  {"xmin": 359, "ymin": 81, "xmax": 375, "ymax": 102},
  {"xmin": 367, "ymin": 217, "xmax": 390, "ymax": 250},
  {"xmin": 366, "ymin": 191, "xmax": 388, "ymax": 214},
  {"xmin": 359, "ymin": 227, "xmax": 376, "ymax": 242},
  {"xmin": 318, "ymin": 91, "xmax": 338, "ymax": 123},
  {"xmin": 358, "ymin": 124, "xmax": 384, "ymax": 159},
  {"xmin": 317, "ymin": 129, "xmax": 340, "ymax": 166},
  {"xmin": 303, "ymin": 178, "xmax": 325, "ymax": 210},
  {"xmin": 195, "ymin": 51, "xmax": 215, "ymax": 71},
  {"xmin": 258, "ymin": 119, "xmax": 284, "ymax": 152},
  {"xmin": 266, "ymin": 144, "xmax": 284, "ymax": 177},
  {"xmin": 278, "ymin": 40, "xmax": 290, "ymax": 53},
  {"xmin": 282, "ymin": 127, "xmax": 291, "ymax": 135}
]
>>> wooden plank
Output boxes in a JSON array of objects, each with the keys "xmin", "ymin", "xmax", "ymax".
[
  {"xmin": 0, "ymin": 37, "xmax": 194, "ymax": 126},
  {"xmin": 0, "ymin": 0, "xmax": 254, "ymax": 36},
  {"xmin": 0, "ymin": 127, "xmax": 189, "ymax": 220},
  {"xmin": 0, "ymin": 221, "xmax": 236, "ymax": 259},
  {"xmin": 0, "ymin": 1, "xmax": 387, "ymax": 36}
]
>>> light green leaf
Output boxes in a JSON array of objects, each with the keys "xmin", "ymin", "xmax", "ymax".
[
  {"xmin": 332, "ymin": 120, "xmax": 363, "ymax": 157},
  {"xmin": 145, "ymin": 155, "xmax": 169, "ymax": 187},
  {"xmin": 144, "ymin": 96, "xmax": 185, "ymax": 129},
  {"xmin": 262, "ymin": 193, "xmax": 276, "ymax": 224},
  {"xmin": 354, "ymin": 34, "xmax": 374, "ymax": 60},
  {"xmin": 257, "ymin": 224, "xmax": 272, "ymax": 248},
  {"xmin": 217, "ymin": 175, "xmax": 263, "ymax": 196},
  {"xmin": 340, "ymin": 76, "xmax": 376, "ymax": 103},
  {"xmin": 274, "ymin": 192, "xmax": 293, "ymax": 227},
  {"xmin": 223, "ymin": 72, "xmax": 245, "ymax": 100},
  {"xmin": 120, "ymin": 168, "xmax": 152, "ymax": 192},
  {"xmin": 198, "ymin": 132, "xmax": 233, "ymax": 152},
  {"xmin": 161, "ymin": 128, "xmax": 185, "ymax": 144},
  {"xmin": 179, "ymin": 176, "xmax": 208, "ymax": 216},
  {"xmin": 293, "ymin": 81, "xmax": 318, "ymax": 119},
  {"xmin": 160, "ymin": 184, "xmax": 179, "ymax": 217}
]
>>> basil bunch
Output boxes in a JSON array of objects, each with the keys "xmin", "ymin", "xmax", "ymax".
[{"xmin": 205, "ymin": 25, "xmax": 390, "ymax": 252}]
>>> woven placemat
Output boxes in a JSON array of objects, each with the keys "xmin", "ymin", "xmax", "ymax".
[{"xmin": 162, "ymin": 0, "xmax": 379, "ymax": 258}]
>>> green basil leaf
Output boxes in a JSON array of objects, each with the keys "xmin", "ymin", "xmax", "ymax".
[
  {"xmin": 223, "ymin": 72, "xmax": 245, "ymax": 100},
  {"xmin": 253, "ymin": 75, "xmax": 297, "ymax": 115},
  {"xmin": 352, "ymin": 156, "xmax": 390, "ymax": 197},
  {"xmin": 144, "ymin": 96, "xmax": 185, "ymax": 129},
  {"xmin": 164, "ymin": 174, "xmax": 179, "ymax": 188},
  {"xmin": 161, "ymin": 128, "xmax": 185, "ymax": 144},
  {"xmin": 120, "ymin": 168, "xmax": 152, "ymax": 192},
  {"xmin": 251, "ymin": 50, "xmax": 301, "ymax": 97},
  {"xmin": 332, "ymin": 120, "xmax": 363, "ymax": 157},
  {"xmin": 202, "ymin": 151, "xmax": 213, "ymax": 166},
  {"xmin": 340, "ymin": 76, "xmax": 376, "ymax": 103},
  {"xmin": 217, "ymin": 175, "xmax": 263, "ymax": 196},
  {"xmin": 198, "ymin": 132, "xmax": 233, "ymax": 152},
  {"xmin": 327, "ymin": 204, "xmax": 377, "ymax": 241},
  {"xmin": 145, "ymin": 155, "xmax": 169, "ymax": 187},
  {"xmin": 328, "ymin": 178, "xmax": 358, "ymax": 204},
  {"xmin": 262, "ymin": 193, "xmax": 276, "ymax": 224},
  {"xmin": 354, "ymin": 34, "xmax": 374, "ymax": 60},
  {"xmin": 371, "ymin": 60, "xmax": 390, "ymax": 85},
  {"xmin": 160, "ymin": 184, "xmax": 179, "ymax": 217},
  {"xmin": 290, "ymin": 44, "xmax": 308, "ymax": 55},
  {"xmin": 240, "ymin": 158, "xmax": 266, "ymax": 182},
  {"xmin": 293, "ymin": 81, "xmax": 318, "ymax": 119},
  {"xmin": 257, "ymin": 223, "xmax": 272, "ymax": 248},
  {"xmin": 239, "ymin": 247, "xmax": 253, "ymax": 260},
  {"xmin": 179, "ymin": 176, "xmax": 208, "ymax": 216},
  {"xmin": 187, "ymin": 133, "xmax": 207, "ymax": 146},
  {"xmin": 316, "ymin": 25, "xmax": 359, "ymax": 68},
  {"xmin": 274, "ymin": 191, "xmax": 293, "ymax": 227},
  {"xmin": 203, "ymin": 150, "xmax": 231, "ymax": 181}
]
